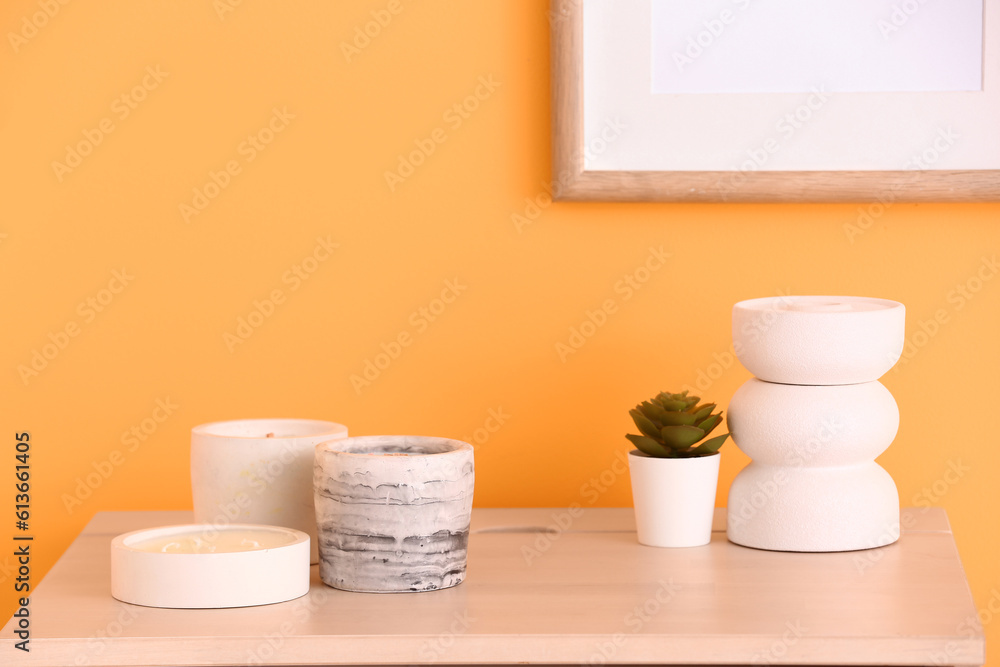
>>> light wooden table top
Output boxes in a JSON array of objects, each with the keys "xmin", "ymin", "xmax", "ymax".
[{"xmin": 1, "ymin": 508, "xmax": 985, "ymax": 666}]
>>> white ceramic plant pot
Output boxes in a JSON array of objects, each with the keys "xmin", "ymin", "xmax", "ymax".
[
  {"xmin": 191, "ymin": 418, "xmax": 348, "ymax": 564},
  {"xmin": 628, "ymin": 450, "xmax": 720, "ymax": 548},
  {"xmin": 314, "ymin": 436, "xmax": 475, "ymax": 593}
]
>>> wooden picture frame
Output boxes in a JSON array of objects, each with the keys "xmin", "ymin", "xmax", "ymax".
[{"xmin": 550, "ymin": 1, "xmax": 1000, "ymax": 203}]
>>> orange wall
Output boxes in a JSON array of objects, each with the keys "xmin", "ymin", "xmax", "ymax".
[{"xmin": 2, "ymin": 0, "xmax": 999, "ymax": 656}]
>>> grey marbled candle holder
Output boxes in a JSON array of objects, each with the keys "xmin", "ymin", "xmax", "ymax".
[{"xmin": 314, "ymin": 436, "xmax": 474, "ymax": 593}]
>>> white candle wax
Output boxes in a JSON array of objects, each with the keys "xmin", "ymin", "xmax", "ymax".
[
  {"xmin": 129, "ymin": 528, "xmax": 296, "ymax": 554},
  {"xmin": 776, "ymin": 297, "xmax": 889, "ymax": 313}
]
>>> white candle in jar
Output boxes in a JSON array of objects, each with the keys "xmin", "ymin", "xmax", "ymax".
[
  {"xmin": 111, "ymin": 523, "xmax": 310, "ymax": 609},
  {"xmin": 190, "ymin": 418, "xmax": 348, "ymax": 564}
]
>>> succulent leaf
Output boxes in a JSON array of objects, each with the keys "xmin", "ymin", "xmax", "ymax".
[
  {"xmin": 639, "ymin": 401, "xmax": 671, "ymax": 423},
  {"xmin": 630, "ymin": 409, "xmax": 662, "ymax": 439},
  {"xmin": 690, "ymin": 433, "xmax": 730, "ymax": 456},
  {"xmin": 626, "ymin": 434, "xmax": 673, "ymax": 457},
  {"xmin": 691, "ymin": 404, "xmax": 716, "ymax": 421},
  {"xmin": 659, "ymin": 425, "xmax": 707, "ymax": 449},
  {"xmin": 626, "ymin": 390, "xmax": 731, "ymax": 457},
  {"xmin": 695, "ymin": 414, "xmax": 721, "ymax": 435},
  {"xmin": 658, "ymin": 411, "xmax": 698, "ymax": 426}
]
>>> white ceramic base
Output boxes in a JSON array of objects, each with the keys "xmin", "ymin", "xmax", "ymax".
[
  {"xmin": 628, "ymin": 451, "xmax": 720, "ymax": 548},
  {"xmin": 726, "ymin": 379, "xmax": 901, "ymax": 552},
  {"xmin": 111, "ymin": 524, "xmax": 310, "ymax": 608},
  {"xmin": 727, "ymin": 462, "xmax": 900, "ymax": 552}
]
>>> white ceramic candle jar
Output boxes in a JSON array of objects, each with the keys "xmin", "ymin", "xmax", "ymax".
[
  {"xmin": 314, "ymin": 436, "xmax": 475, "ymax": 593},
  {"xmin": 191, "ymin": 418, "xmax": 348, "ymax": 564},
  {"xmin": 111, "ymin": 523, "xmax": 310, "ymax": 608}
]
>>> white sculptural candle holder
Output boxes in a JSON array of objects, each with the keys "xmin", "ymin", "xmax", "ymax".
[
  {"xmin": 727, "ymin": 296, "xmax": 905, "ymax": 552},
  {"xmin": 191, "ymin": 418, "xmax": 348, "ymax": 564}
]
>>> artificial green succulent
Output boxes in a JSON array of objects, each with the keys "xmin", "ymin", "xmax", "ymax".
[{"xmin": 627, "ymin": 390, "xmax": 730, "ymax": 458}]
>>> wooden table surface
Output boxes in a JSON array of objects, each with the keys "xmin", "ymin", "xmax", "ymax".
[{"xmin": 1, "ymin": 508, "xmax": 986, "ymax": 666}]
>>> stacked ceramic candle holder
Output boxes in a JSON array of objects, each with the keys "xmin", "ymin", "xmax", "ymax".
[{"xmin": 727, "ymin": 296, "xmax": 905, "ymax": 552}]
